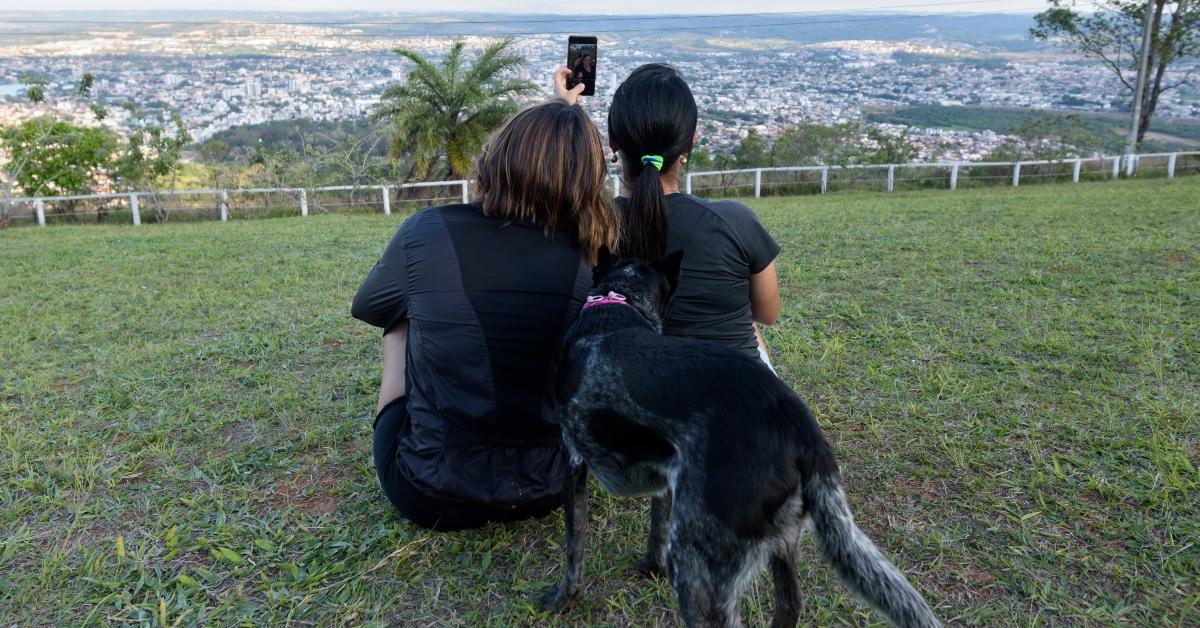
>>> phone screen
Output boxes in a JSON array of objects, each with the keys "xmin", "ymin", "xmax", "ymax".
[{"xmin": 566, "ymin": 36, "xmax": 598, "ymax": 97}]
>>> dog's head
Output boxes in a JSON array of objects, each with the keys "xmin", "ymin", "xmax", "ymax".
[{"xmin": 589, "ymin": 247, "xmax": 684, "ymax": 329}]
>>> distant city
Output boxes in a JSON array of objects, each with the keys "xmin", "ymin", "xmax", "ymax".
[{"xmin": 1, "ymin": 13, "xmax": 1198, "ymax": 163}]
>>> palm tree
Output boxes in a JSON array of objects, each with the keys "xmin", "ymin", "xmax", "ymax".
[{"xmin": 375, "ymin": 39, "xmax": 538, "ymax": 181}]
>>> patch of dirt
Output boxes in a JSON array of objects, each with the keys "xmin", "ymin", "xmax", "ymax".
[
  {"xmin": 266, "ymin": 465, "xmax": 348, "ymax": 516},
  {"xmin": 1141, "ymin": 130, "xmax": 1196, "ymax": 145},
  {"xmin": 322, "ymin": 340, "xmax": 342, "ymax": 350},
  {"xmin": 1162, "ymin": 252, "xmax": 1192, "ymax": 265},
  {"xmin": 50, "ymin": 377, "xmax": 83, "ymax": 393},
  {"xmin": 117, "ymin": 463, "xmax": 159, "ymax": 487},
  {"xmin": 217, "ymin": 420, "xmax": 255, "ymax": 447},
  {"xmin": 890, "ymin": 477, "xmax": 962, "ymax": 500}
]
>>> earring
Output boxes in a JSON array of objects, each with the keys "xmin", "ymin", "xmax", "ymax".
[
  {"xmin": 609, "ymin": 153, "xmax": 619, "ymax": 163},
  {"xmin": 680, "ymin": 156, "xmax": 688, "ymax": 165}
]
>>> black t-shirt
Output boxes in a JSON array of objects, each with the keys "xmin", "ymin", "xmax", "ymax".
[
  {"xmin": 617, "ymin": 193, "xmax": 781, "ymax": 358},
  {"xmin": 351, "ymin": 203, "xmax": 591, "ymax": 507}
]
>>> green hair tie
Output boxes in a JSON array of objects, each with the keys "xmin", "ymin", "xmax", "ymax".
[{"xmin": 641, "ymin": 154, "xmax": 664, "ymax": 171}]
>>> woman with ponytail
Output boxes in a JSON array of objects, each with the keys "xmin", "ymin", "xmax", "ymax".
[{"xmin": 609, "ymin": 63, "xmax": 782, "ymax": 364}]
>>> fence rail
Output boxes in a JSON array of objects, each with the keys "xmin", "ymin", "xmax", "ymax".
[
  {"xmin": 684, "ymin": 152, "xmax": 1198, "ymax": 197},
  {"xmin": 3, "ymin": 152, "xmax": 1197, "ymax": 227}
]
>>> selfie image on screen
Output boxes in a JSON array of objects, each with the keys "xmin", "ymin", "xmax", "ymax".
[{"xmin": 567, "ymin": 38, "xmax": 597, "ymax": 96}]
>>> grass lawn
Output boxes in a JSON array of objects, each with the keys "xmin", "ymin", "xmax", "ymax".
[{"xmin": 1, "ymin": 178, "xmax": 1197, "ymax": 625}]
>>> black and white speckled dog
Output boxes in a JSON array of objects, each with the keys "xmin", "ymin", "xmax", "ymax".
[{"xmin": 540, "ymin": 250, "xmax": 940, "ymax": 628}]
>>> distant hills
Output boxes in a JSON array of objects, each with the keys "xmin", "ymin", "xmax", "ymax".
[{"xmin": 0, "ymin": 11, "xmax": 1045, "ymax": 50}]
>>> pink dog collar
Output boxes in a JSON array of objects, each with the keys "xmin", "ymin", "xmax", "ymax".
[
  {"xmin": 582, "ymin": 291, "xmax": 629, "ymax": 310},
  {"xmin": 581, "ymin": 291, "xmax": 655, "ymax": 327}
]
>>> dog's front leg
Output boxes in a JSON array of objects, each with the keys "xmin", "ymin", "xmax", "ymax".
[
  {"xmin": 540, "ymin": 463, "xmax": 588, "ymax": 613},
  {"xmin": 638, "ymin": 492, "xmax": 671, "ymax": 577}
]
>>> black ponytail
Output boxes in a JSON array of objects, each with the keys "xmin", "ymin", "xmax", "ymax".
[{"xmin": 609, "ymin": 64, "xmax": 698, "ymax": 261}]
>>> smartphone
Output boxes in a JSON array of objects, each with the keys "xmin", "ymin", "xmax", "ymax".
[{"xmin": 566, "ymin": 35, "xmax": 598, "ymax": 97}]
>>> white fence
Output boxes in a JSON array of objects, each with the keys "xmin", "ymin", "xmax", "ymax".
[
  {"xmin": 4, "ymin": 180, "xmax": 469, "ymax": 227},
  {"xmin": 685, "ymin": 152, "xmax": 1199, "ymax": 197},
  {"xmin": 4, "ymin": 151, "xmax": 1198, "ymax": 227}
]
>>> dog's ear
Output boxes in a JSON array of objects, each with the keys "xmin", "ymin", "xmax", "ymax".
[
  {"xmin": 651, "ymin": 250, "xmax": 685, "ymax": 293},
  {"xmin": 592, "ymin": 245, "xmax": 617, "ymax": 286}
]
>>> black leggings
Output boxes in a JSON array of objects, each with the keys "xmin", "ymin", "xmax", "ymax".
[{"xmin": 372, "ymin": 397, "xmax": 562, "ymax": 532}]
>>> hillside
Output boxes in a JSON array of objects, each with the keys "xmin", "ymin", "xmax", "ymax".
[
  {"xmin": 869, "ymin": 104, "xmax": 1200, "ymax": 150},
  {"xmin": 1, "ymin": 178, "xmax": 1198, "ymax": 625}
]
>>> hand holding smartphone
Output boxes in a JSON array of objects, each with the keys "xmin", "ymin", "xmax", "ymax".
[{"xmin": 566, "ymin": 36, "xmax": 598, "ymax": 97}]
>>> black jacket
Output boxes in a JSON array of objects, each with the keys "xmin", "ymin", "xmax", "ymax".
[{"xmin": 352, "ymin": 204, "xmax": 590, "ymax": 507}]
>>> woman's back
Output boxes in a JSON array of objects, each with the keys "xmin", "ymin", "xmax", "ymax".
[
  {"xmin": 352, "ymin": 203, "xmax": 590, "ymax": 505},
  {"xmin": 617, "ymin": 193, "xmax": 778, "ymax": 358}
]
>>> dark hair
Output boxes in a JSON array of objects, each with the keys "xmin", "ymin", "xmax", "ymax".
[
  {"xmin": 474, "ymin": 100, "xmax": 619, "ymax": 266},
  {"xmin": 608, "ymin": 63, "xmax": 698, "ymax": 260}
]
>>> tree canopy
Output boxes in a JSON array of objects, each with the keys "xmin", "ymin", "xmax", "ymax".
[
  {"xmin": 0, "ymin": 118, "xmax": 118, "ymax": 197},
  {"xmin": 1032, "ymin": 0, "xmax": 1200, "ymax": 147},
  {"xmin": 374, "ymin": 39, "xmax": 537, "ymax": 180}
]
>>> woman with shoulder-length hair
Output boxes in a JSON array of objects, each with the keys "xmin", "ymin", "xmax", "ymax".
[
  {"xmin": 351, "ymin": 78, "xmax": 617, "ymax": 531},
  {"xmin": 609, "ymin": 63, "xmax": 782, "ymax": 366}
]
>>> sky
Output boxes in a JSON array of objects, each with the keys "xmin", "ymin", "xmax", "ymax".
[{"xmin": 0, "ymin": 0, "xmax": 1048, "ymax": 13}]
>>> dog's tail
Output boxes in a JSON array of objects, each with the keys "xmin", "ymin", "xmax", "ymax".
[{"xmin": 803, "ymin": 473, "xmax": 941, "ymax": 628}]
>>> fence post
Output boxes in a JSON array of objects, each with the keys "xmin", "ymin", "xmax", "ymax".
[
  {"xmin": 299, "ymin": 189, "xmax": 308, "ymax": 216},
  {"xmin": 1072, "ymin": 159, "xmax": 1081, "ymax": 184},
  {"xmin": 381, "ymin": 186, "xmax": 391, "ymax": 215},
  {"xmin": 1167, "ymin": 153, "xmax": 1177, "ymax": 178},
  {"xmin": 130, "ymin": 193, "xmax": 141, "ymax": 225},
  {"xmin": 219, "ymin": 190, "xmax": 229, "ymax": 222},
  {"xmin": 685, "ymin": 173, "xmax": 692, "ymax": 195},
  {"xmin": 887, "ymin": 165, "xmax": 895, "ymax": 192},
  {"xmin": 1111, "ymin": 156, "xmax": 1120, "ymax": 179},
  {"xmin": 950, "ymin": 163, "xmax": 959, "ymax": 190},
  {"xmin": 461, "ymin": 181, "xmax": 469, "ymax": 204},
  {"xmin": 820, "ymin": 168, "xmax": 828, "ymax": 194},
  {"xmin": 1012, "ymin": 162, "xmax": 1021, "ymax": 187},
  {"xmin": 35, "ymin": 198, "xmax": 45, "ymax": 226},
  {"xmin": 754, "ymin": 169, "xmax": 762, "ymax": 198},
  {"xmin": 1124, "ymin": 153, "xmax": 1135, "ymax": 177}
]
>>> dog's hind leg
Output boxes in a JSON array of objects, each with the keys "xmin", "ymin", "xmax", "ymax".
[
  {"xmin": 768, "ymin": 540, "xmax": 801, "ymax": 628},
  {"xmin": 667, "ymin": 531, "xmax": 743, "ymax": 627},
  {"xmin": 540, "ymin": 463, "xmax": 589, "ymax": 613},
  {"xmin": 638, "ymin": 492, "xmax": 671, "ymax": 577}
]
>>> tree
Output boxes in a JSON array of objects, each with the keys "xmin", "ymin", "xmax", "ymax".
[
  {"xmin": 18, "ymin": 73, "xmax": 47, "ymax": 104},
  {"xmin": 374, "ymin": 39, "xmax": 537, "ymax": 180},
  {"xmin": 858, "ymin": 128, "xmax": 919, "ymax": 165},
  {"xmin": 1, "ymin": 73, "xmax": 106, "ymax": 225},
  {"xmin": 736, "ymin": 123, "xmax": 919, "ymax": 168},
  {"xmin": 111, "ymin": 106, "xmax": 193, "ymax": 222},
  {"xmin": 987, "ymin": 114, "xmax": 1117, "ymax": 161},
  {"xmin": 687, "ymin": 146, "xmax": 713, "ymax": 170},
  {"xmin": 0, "ymin": 118, "xmax": 117, "ymax": 202},
  {"xmin": 1032, "ymin": 0, "xmax": 1200, "ymax": 148},
  {"xmin": 771, "ymin": 122, "xmax": 862, "ymax": 166},
  {"xmin": 734, "ymin": 129, "xmax": 772, "ymax": 168}
]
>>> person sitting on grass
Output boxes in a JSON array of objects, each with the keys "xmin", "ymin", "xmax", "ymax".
[
  {"xmin": 607, "ymin": 63, "xmax": 782, "ymax": 367},
  {"xmin": 350, "ymin": 72, "xmax": 616, "ymax": 531}
]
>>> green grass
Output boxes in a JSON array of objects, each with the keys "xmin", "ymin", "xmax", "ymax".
[{"xmin": 2, "ymin": 178, "xmax": 1198, "ymax": 625}]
